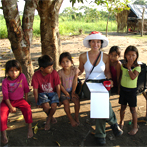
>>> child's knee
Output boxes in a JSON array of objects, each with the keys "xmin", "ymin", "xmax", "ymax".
[
  {"xmin": 42, "ymin": 102, "xmax": 49, "ymax": 108},
  {"xmin": 121, "ymin": 105, "xmax": 127, "ymax": 111},
  {"xmin": 51, "ymin": 103, "xmax": 57, "ymax": 109},
  {"xmin": 73, "ymin": 99, "xmax": 80, "ymax": 105},
  {"xmin": 42, "ymin": 103, "xmax": 50, "ymax": 112},
  {"xmin": 62, "ymin": 100, "xmax": 69, "ymax": 106},
  {"xmin": 130, "ymin": 107, "xmax": 136, "ymax": 114},
  {"xmin": 75, "ymin": 101, "xmax": 80, "ymax": 106}
]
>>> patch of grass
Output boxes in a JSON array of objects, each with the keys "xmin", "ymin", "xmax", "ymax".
[
  {"xmin": 0, "ymin": 16, "xmax": 8, "ymax": 38},
  {"xmin": 33, "ymin": 18, "xmax": 40, "ymax": 37},
  {"xmin": 0, "ymin": 15, "xmax": 117, "ymax": 38},
  {"xmin": 59, "ymin": 20, "xmax": 117, "ymax": 35}
]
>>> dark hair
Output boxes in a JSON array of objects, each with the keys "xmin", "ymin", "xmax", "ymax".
[
  {"xmin": 109, "ymin": 46, "xmax": 121, "ymax": 56},
  {"xmin": 124, "ymin": 45, "xmax": 139, "ymax": 66},
  {"xmin": 38, "ymin": 55, "xmax": 54, "ymax": 68},
  {"xmin": 59, "ymin": 52, "xmax": 73, "ymax": 65},
  {"xmin": 5, "ymin": 60, "xmax": 22, "ymax": 78},
  {"xmin": 89, "ymin": 40, "xmax": 103, "ymax": 48}
]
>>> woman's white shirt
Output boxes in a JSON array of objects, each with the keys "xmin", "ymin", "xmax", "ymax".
[{"xmin": 84, "ymin": 51, "xmax": 106, "ymax": 80}]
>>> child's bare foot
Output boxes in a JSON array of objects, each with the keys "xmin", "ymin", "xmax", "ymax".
[
  {"xmin": 119, "ymin": 124, "xmax": 124, "ymax": 130},
  {"xmin": 77, "ymin": 122, "xmax": 80, "ymax": 126},
  {"xmin": 70, "ymin": 119, "xmax": 78, "ymax": 127},
  {"xmin": 28, "ymin": 128, "xmax": 33, "ymax": 138},
  {"xmin": 51, "ymin": 117, "xmax": 57, "ymax": 124},
  {"xmin": 1, "ymin": 136, "xmax": 8, "ymax": 144},
  {"xmin": 45, "ymin": 122, "xmax": 50, "ymax": 130},
  {"xmin": 119, "ymin": 121, "xmax": 124, "ymax": 130},
  {"xmin": 1, "ymin": 131, "xmax": 8, "ymax": 144},
  {"xmin": 128, "ymin": 128, "xmax": 138, "ymax": 135},
  {"xmin": 75, "ymin": 118, "xmax": 80, "ymax": 126},
  {"xmin": 46, "ymin": 117, "xmax": 57, "ymax": 124},
  {"xmin": 45, "ymin": 118, "xmax": 51, "ymax": 130}
]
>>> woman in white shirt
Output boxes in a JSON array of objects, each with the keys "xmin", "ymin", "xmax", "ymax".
[{"xmin": 79, "ymin": 31, "xmax": 123, "ymax": 145}]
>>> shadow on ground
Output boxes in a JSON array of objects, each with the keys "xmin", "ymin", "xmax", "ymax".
[{"xmin": 1, "ymin": 95, "xmax": 147, "ymax": 147}]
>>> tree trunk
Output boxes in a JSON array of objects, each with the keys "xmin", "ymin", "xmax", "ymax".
[
  {"xmin": 2, "ymin": 0, "xmax": 39, "ymax": 85},
  {"xmin": 106, "ymin": 13, "xmax": 110, "ymax": 37},
  {"xmin": 37, "ymin": 0, "xmax": 63, "ymax": 70}
]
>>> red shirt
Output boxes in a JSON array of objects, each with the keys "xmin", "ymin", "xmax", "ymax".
[
  {"xmin": 31, "ymin": 70, "xmax": 60, "ymax": 93},
  {"xmin": 110, "ymin": 65, "xmax": 117, "ymax": 87}
]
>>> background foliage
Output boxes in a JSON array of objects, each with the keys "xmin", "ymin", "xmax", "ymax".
[
  {"xmin": 0, "ymin": 6, "xmax": 117, "ymax": 39},
  {"xmin": 1, "ymin": 0, "xmax": 146, "ymax": 39}
]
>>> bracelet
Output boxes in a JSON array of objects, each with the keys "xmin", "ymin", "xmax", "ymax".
[
  {"xmin": 128, "ymin": 69, "xmax": 132, "ymax": 71},
  {"xmin": 108, "ymin": 78, "xmax": 112, "ymax": 80}
]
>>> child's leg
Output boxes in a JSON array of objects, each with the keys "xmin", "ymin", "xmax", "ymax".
[
  {"xmin": 62, "ymin": 99, "xmax": 78, "ymax": 127},
  {"xmin": 1, "ymin": 130, "xmax": 8, "ymax": 144},
  {"xmin": 43, "ymin": 102, "xmax": 57, "ymax": 130},
  {"xmin": 128, "ymin": 107, "xmax": 138, "ymax": 135},
  {"xmin": 28, "ymin": 123, "xmax": 33, "ymax": 138},
  {"xmin": 17, "ymin": 99, "xmax": 33, "ymax": 138},
  {"xmin": 45, "ymin": 109, "xmax": 57, "ymax": 124},
  {"xmin": 0, "ymin": 101, "xmax": 10, "ymax": 132},
  {"xmin": 38, "ymin": 92, "xmax": 57, "ymax": 125},
  {"xmin": 0, "ymin": 101, "xmax": 10, "ymax": 144},
  {"xmin": 119, "ymin": 104, "xmax": 127, "ymax": 129},
  {"xmin": 42, "ymin": 102, "xmax": 50, "ymax": 130},
  {"xmin": 71, "ymin": 96, "xmax": 80, "ymax": 124},
  {"xmin": 50, "ymin": 116, "xmax": 57, "ymax": 124},
  {"xmin": 45, "ymin": 92, "xmax": 59, "ymax": 127}
]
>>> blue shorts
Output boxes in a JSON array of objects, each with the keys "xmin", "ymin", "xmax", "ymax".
[
  {"xmin": 38, "ymin": 92, "xmax": 59, "ymax": 106},
  {"xmin": 60, "ymin": 92, "xmax": 71, "ymax": 102}
]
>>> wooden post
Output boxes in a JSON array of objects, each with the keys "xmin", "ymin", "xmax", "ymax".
[{"xmin": 141, "ymin": 7, "xmax": 145, "ymax": 37}]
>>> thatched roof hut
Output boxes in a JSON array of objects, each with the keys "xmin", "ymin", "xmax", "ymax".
[{"xmin": 116, "ymin": 4, "xmax": 147, "ymax": 33}]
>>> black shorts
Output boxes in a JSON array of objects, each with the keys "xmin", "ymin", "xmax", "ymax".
[
  {"xmin": 119, "ymin": 86, "xmax": 137, "ymax": 107},
  {"xmin": 110, "ymin": 86, "xmax": 118, "ymax": 95}
]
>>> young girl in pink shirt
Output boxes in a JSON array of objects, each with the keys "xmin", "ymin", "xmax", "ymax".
[
  {"xmin": 58, "ymin": 52, "xmax": 80, "ymax": 127},
  {"xmin": 0, "ymin": 60, "xmax": 33, "ymax": 144}
]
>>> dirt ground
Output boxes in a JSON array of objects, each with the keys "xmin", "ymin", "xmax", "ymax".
[{"xmin": 0, "ymin": 32, "xmax": 147, "ymax": 147}]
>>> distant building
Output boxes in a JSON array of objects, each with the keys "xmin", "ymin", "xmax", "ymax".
[
  {"xmin": 116, "ymin": 4, "xmax": 147, "ymax": 34},
  {"xmin": 127, "ymin": 4, "xmax": 147, "ymax": 33}
]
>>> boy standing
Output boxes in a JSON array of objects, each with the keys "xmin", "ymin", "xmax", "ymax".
[{"xmin": 32, "ymin": 55, "xmax": 60, "ymax": 130}]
